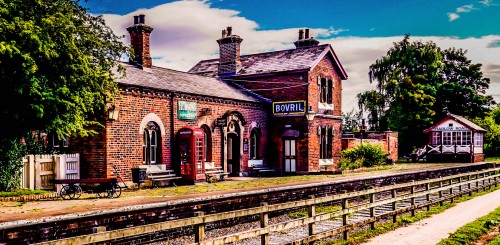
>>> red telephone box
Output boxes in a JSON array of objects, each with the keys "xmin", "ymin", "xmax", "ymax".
[{"xmin": 178, "ymin": 126, "xmax": 205, "ymax": 181}]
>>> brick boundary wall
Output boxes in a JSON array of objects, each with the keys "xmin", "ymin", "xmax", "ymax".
[{"xmin": 0, "ymin": 163, "xmax": 495, "ymax": 244}]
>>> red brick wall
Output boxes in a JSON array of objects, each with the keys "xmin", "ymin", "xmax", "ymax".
[
  {"xmin": 129, "ymin": 29, "xmax": 152, "ymax": 68},
  {"xmin": 79, "ymin": 86, "xmax": 269, "ymax": 181}
]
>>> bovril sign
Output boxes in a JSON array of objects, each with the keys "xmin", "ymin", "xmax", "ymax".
[{"xmin": 273, "ymin": 101, "xmax": 306, "ymax": 115}]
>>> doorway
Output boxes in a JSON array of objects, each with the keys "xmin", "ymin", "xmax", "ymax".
[
  {"xmin": 227, "ymin": 133, "xmax": 240, "ymax": 176},
  {"xmin": 283, "ymin": 139, "xmax": 297, "ymax": 173}
]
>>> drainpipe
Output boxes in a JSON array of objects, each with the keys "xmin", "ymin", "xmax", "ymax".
[{"xmin": 170, "ymin": 93, "xmax": 175, "ymax": 172}]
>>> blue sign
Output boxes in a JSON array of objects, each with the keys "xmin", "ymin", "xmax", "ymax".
[{"xmin": 272, "ymin": 101, "xmax": 306, "ymax": 115}]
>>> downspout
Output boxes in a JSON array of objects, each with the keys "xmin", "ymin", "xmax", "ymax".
[{"xmin": 170, "ymin": 93, "xmax": 175, "ymax": 172}]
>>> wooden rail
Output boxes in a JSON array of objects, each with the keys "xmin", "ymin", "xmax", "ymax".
[{"xmin": 39, "ymin": 167, "xmax": 500, "ymax": 245}]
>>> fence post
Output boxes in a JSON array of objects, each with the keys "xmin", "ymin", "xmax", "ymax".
[
  {"xmin": 342, "ymin": 197, "xmax": 349, "ymax": 240},
  {"xmin": 391, "ymin": 187, "xmax": 397, "ymax": 223},
  {"xmin": 411, "ymin": 181, "xmax": 416, "ymax": 216},
  {"xmin": 34, "ymin": 155, "xmax": 41, "ymax": 190},
  {"xmin": 458, "ymin": 176, "xmax": 463, "ymax": 198},
  {"xmin": 308, "ymin": 195, "xmax": 316, "ymax": 243},
  {"xmin": 426, "ymin": 181, "xmax": 431, "ymax": 211},
  {"xmin": 476, "ymin": 172, "xmax": 480, "ymax": 193},
  {"xmin": 468, "ymin": 174, "xmax": 472, "ymax": 196},
  {"xmin": 194, "ymin": 211, "xmax": 205, "ymax": 243},
  {"xmin": 55, "ymin": 155, "xmax": 66, "ymax": 192},
  {"xmin": 438, "ymin": 177, "xmax": 444, "ymax": 206},
  {"xmin": 449, "ymin": 178, "xmax": 454, "ymax": 203},
  {"xmin": 261, "ymin": 202, "xmax": 269, "ymax": 245},
  {"xmin": 27, "ymin": 155, "xmax": 35, "ymax": 190},
  {"xmin": 370, "ymin": 190, "xmax": 376, "ymax": 230}
]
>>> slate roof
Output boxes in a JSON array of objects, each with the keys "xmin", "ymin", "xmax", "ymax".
[
  {"xmin": 115, "ymin": 62, "xmax": 261, "ymax": 103},
  {"xmin": 189, "ymin": 44, "xmax": 347, "ymax": 79},
  {"xmin": 423, "ymin": 113, "xmax": 486, "ymax": 133}
]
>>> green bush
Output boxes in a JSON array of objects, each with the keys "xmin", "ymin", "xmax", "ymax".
[
  {"xmin": 341, "ymin": 143, "xmax": 387, "ymax": 169},
  {"xmin": 0, "ymin": 137, "xmax": 26, "ymax": 191}
]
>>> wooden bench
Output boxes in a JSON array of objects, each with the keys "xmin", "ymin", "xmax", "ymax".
[
  {"xmin": 248, "ymin": 160, "xmax": 276, "ymax": 177},
  {"xmin": 147, "ymin": 169, "xmax": 182, "ymax": 187},
  {"xmin": 54, "ymin": 178, "xmax": 121, "ymax": 200},
  {"xmin": 204, "ymin": 166, "xmax": 229, "ymax": 182}
]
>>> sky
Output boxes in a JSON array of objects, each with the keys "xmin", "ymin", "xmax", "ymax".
[{"xmin": 81, "ymin": 0, "xmax": 500, "ymax": 112}]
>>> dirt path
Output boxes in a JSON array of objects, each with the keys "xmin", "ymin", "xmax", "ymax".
[{"xmin": 363, "ymin": 189, "xmax": 500, "ymax": 245}]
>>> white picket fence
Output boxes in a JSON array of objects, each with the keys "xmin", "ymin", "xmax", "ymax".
[{"xmin": 20, "ymin": 154, "xmax": 80, "ymax": 191}]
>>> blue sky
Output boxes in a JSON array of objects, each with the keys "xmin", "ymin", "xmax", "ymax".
[{"xmin": 81, "ymin": 0, "xmax": 500, "ymax": 111}]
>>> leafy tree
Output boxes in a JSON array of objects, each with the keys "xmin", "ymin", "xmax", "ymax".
[
  {"xmin": 471, "ymin": 107, "xmax": 500, "ymax": 156},
  {"xmin": 342, "ymin": 108, "xmax": 363, "ymax": 132},
  {"xmin": 0, "ymin": 0, "xmax": 128, "ymax": 190},
  {"xmin": 358, "ymin": 35, "xmax": 495, "ymax": 155}
]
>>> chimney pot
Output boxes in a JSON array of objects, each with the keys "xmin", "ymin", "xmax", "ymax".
[
  {"xmin": 298, "ymin": 29, "xmax": 304, "ymax": 40},
  {"xmin": 133, "ymin": 16, "xmax": 139, "ymax": 25},
  {"xmin": 139, "ymin": 14, "xmax": 145, "ymax": 24},
  {"xmin": 305, "ymin": 29, "xmax": 310, "ymax": 39},
  {"xmin": 227, "ymin": 26, "xmax": 232, "ymax": 36}
]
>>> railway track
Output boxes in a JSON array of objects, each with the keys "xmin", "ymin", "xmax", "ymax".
[{"xmin": 37, "ymin": 167, "xmax": 500, "ymax": 245}]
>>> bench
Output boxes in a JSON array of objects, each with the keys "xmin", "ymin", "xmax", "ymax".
[
  {"xmin": 54, "ymin": 178, "xmax": 121, "ymax": 200},
  {"xmin": 204, "ymin": 164, "xmax": 229, "ymax": 182},
  {"xmin": 147, "ymin": 169, "xmax": 182, "ymax": 187},
  {"xmin": 248, "ymin": 160, "xmax": 276, "ymax": 177}
]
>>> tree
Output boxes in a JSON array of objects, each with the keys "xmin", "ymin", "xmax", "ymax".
[
  {"xmin": 358, "ymin": 35, "xmax": 495, "ymax": 155},
  {"xmin": 0, "ymin": 0, "xmax": 128, "ymax": 190},
  {"xmin": 341, "ymin": 108, "xmax": 363, "ymax": 132},
  {"xmin": 471, "ymin": 107, "xmax": 500, "ymax": 156}
]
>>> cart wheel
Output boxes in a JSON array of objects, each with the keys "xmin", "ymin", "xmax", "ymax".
[
  {"xmin": 60, "ymin": 185, "xmax": 82, "ymax": 200},
  {"xmin": 73, "ymin": 185, "xmax": 82, "ymax": 199},
  {"xmin": 108, "ymin": 185, "xmax": 122, "ymax": 198}
]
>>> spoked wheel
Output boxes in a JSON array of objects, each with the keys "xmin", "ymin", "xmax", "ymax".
[
  {"xmin": 108, "ymin": 185, "xmax": 122, "ymax": 198},
  {"xmin": 60, "ymin": 185, "xmax": 82, "ymax": 200}
]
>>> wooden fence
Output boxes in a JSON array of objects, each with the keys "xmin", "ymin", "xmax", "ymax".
[
  {"xmin": 20, "ymin": 154, "xmax": 80, "ymax": 191},
  {"xmin": 39, "ymin": 166, "xmax": 500, "ymax": 245}
]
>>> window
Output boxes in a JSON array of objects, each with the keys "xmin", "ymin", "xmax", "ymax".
[
  {"xmin": 463, "ymin": 131, "xmax": 472, "ymax": 145},
  {"xmin": 475, "ymin": 132, "xmax": 483, "ymax": 146},
  {"xmin": 442, "ymin": 132, "xmax": 452, "ymax": 145},
  {"xmin": 201, "ymin": 125, "xmax": 212, "ymax": 162},
  {"xmin": 319, "ymin": 126, "xmax": 333, "ymax": 159},
  {"xmin": 250, "ymin": 129, "xmax": 259, "ymax": 159},
  {"xmin": 318, "ymin": 76, "xmax": 334, "ymax": 110},
  {"xmin": 452, "ymin": 132, "xmax": 460, "ymax": 145},
  {"xmin": 143, "ymin": 121, "xmax": 161, "ymax": 165},
  {"xmin": 431, "ymin": 132, "xmax": 441, "ymax": 145},
  {"xmin": 49, "ymin": 134, "xmax": 69, "ymax": 153}
]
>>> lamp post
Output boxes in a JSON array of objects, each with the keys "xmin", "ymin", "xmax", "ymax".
[
  {"xmin": 359, "ymin": 118, "xmax": 366, "ymax": 145},
  {"xmin": 108, "ymin": 106, "xmax": 119, "ymax": 121},
  {"xmin": 306, "ymin": 106, "xmax": 316, "ymax": 121}
]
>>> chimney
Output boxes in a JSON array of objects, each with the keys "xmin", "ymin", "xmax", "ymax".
[
  {"xmin": 126, "ymin": 15, "xmax": 154, "ymax": 68},
  {"xmin": 293, "ymin": 28, "xmax": 320, "ymax": 48},
  {"xmin": 216, "ymin": 26, "xmax": 243, "ymax": 76}
]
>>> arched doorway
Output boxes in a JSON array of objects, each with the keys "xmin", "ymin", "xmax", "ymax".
[
  {"xmin": 226, "ymin": 120, "xmax": 241, "ymax": 176},
  {"xmin": 143, "ymin": 121, "xmax": 161, "ymax": 165}
]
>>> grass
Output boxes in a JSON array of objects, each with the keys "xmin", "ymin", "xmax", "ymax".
[
  {"xmin": 288, "ymin": 205, "xmax": 342, "ymax": 219},
  {"xmin": 490, "ymin": 235, "xmax": 500, "ymax": 245},
  {"xmin": 436, "ymin": 206, "xmax": 500, "ymax": 245},
  {"xmin": 119, "ymin": 163, "xmax": 461, "ymax": 199},
  {"xmin": 486, "ymin": 157, "xmax": 500, "ymax": 162},
  {"xmin": 0, "ymin": 189, "xmax": 53, "ymax": 198},
  {"xmin": 320, "ymin": 182, "xmax": 500, "ymax": 245}
]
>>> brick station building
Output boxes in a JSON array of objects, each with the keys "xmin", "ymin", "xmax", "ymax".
[{"xmin": 72, "ymin": 15, "xmax": 347, "ymax": 182}]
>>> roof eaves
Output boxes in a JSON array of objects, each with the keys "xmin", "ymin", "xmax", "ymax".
[{"xmin": 309, "ymin": 45, "xmax": 348, "ymax": 80}]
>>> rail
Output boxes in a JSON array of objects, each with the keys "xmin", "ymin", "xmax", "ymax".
[{"xmin": 39, "ymin": 167, "xmax": 500, "ymax": 245}]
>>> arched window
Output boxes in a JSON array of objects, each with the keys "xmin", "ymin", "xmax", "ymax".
[
  {"xmin": 201, "ymin": 125, "xmax": 212, "ymax": 162},
  {"xmin": 250, "ymin": 129, "xmax": 260, "ymax": 159},
  {"xmin": 143, "ymin": 121, "xmax": 161, "ymax": 165}
]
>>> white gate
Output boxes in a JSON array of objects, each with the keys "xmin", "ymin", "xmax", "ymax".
[{"xmin": 20, "ymin": 154, "xmax": 80, "ymax": 190}]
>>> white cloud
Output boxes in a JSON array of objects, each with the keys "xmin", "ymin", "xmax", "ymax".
[
  {"xmin": 102, "ymin": 0, "xmax": 500, "ymax": 112},
  {"xmin": 456, "ymin": 4, "xmax": 476, "ymax": 12},
  {"xmin": 479, "ymin": 0, "xmax": 498, "ymax": 6},
  {"xmin": 447, "ymin": 12, "xmax": 460, "ymax": 21}
]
